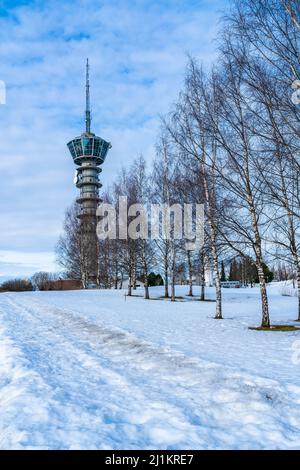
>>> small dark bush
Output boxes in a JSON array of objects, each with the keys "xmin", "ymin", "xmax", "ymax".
[{"xmin": 148, "ymin": 272, "xmax": 164, "ymax": 287}]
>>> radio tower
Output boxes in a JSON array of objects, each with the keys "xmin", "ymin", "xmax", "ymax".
[{"xmin": 67, "ymin": 59, "xmax": 111, "ymax": 288}]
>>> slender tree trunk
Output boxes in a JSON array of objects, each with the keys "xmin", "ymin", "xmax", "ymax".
[
  {"xmin": 255, "ymin": 250, "xmax": 270, "ymax": 328},
  {"xmin": 213, "ymin": 254, "xmax": 222, "ymax": 319},
  {"xmin": 200, "ymin": 279, "xmax": 205, "ymax": 301},
  {"xmin": 170, "ymin": 246, "xmax": 176, "ymax": 301},
  {"xmin": 248, "ymin": 188, "xmax": 270, "ymax": 327},
  {"xmin": 256, "ymin": 257, "xmax": 270, "ymax": 328},
  {"xmin": 202, "ymin": 165, "xmax": 222, "ymax": 319},
  {"xmin": 127, "ymin": 266, "xmax": 132, "ymax": 296},
  {"xmin": 80, "ymin": 245, "xmax": 88, "ymax": 289},
  {"xmin": 285, "ymin": 206, "xmax": 300, "ymax": 321},
  {"xmin": 296, "ymin": 263, "xmax": 300, "ymax": 321},
  {"xmin": 278, "ymin": 162, "xmax": 300, "ymax": 321},
  {"xmin": 187, "ymin": 250, "xmax": 193, "ymax": 296},
  {"xmin": 132, "ymin": 259, "xmax": 137, "ymax": 290},
  {"xmin": 114, "ymin": 260, "xmax": 118, "ymax": 289},
  {"xmin": 144, "ymin": 263, "xmax": 149, "ymax": 300},
  {"xmin": 197, "ymin": 142, "xmax": 223, "ymax": 318},
  {"xmin": 200, "ymin": 250, "xmax": 205, "ymax": 301},
  {"xmin": 164, "ymin": 251, "xmax": 169, "ymax": 298}
]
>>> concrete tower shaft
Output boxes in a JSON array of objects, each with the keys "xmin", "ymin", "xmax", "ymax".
[{"xmin": 67, "ymin": 60, "xmax": 111, "ymax": 287}]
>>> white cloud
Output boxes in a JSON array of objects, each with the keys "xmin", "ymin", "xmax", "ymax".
[
  {"xmin": 0, "ymin": 249, "xmax": 57, "ymax": 277},
  {"xmin": 0, "ymin": 0, "xmax": 224, "ymax": 275}
]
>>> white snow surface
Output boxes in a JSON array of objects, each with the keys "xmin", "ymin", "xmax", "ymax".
[{"xmin": 0, "ymin": 284, "xmax": 300, "ymax": 450}]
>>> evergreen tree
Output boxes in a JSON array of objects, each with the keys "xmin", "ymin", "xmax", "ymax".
[{"xmin": 220, "ymin": 261, "xmax": 226, "ymax": 282}]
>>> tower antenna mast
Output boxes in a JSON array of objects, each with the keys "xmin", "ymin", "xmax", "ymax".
[{"xmin": 85, "ymin": 58, "xmax": 91, "ymax": 133}]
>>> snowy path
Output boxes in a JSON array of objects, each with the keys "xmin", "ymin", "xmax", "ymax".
[{"xmin": 1, "ymin": 291, "xmax": 300, "ymax": 449}]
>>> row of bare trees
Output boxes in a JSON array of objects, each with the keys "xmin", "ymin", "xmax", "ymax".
[
  {"xmin": 164, "ymin": 0, "xmax": 300, "ymax": 326},
  {"xmin": 57, "ymin": 154, "xmax": 208, "ymax": 301},
  {"xmin": 57, "ymin": 0, "xmax": 300, "ymax": 327}
]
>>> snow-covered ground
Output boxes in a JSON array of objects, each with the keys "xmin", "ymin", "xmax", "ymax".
[{"xmin": 0, "ymin": 284, "xmax": 300, "ymax": 450}]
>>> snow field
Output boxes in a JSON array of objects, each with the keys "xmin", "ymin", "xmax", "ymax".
[{"xmin": 0, "ymin": 284, "xmax": 299, "ymax": 449}]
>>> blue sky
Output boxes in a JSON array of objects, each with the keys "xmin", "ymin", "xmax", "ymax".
[{"xmin": 0, "ymin": 0, "xmax": 225, "ymax": 279}]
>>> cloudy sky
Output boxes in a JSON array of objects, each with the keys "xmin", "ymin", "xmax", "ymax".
[{"xmin": 0, "ymin": 0, "xmax": 225, "ymax": 279}]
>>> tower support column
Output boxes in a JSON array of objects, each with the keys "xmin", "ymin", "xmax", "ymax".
[{"xmin": 80, "ymin": 213, "xmax": 99, "ymax": 287}]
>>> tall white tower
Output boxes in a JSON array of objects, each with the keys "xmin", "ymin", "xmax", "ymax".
[{"xmin": 67, "ymin": 59, "xmax": 111, "ymax": 287}]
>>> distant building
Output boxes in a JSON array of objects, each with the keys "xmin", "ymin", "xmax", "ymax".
[
  {"xmin": 43, "ymin": 280, "xmax": 82, "ymax": 291},
  {"xmin": 221, "ymin": 281, "xmax": 241, "ymax": 288}
]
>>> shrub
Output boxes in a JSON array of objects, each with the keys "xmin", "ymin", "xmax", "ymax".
[
  {"xmin": 31, "ymin": 271, "xmax": 55, "ymax": 291},
  {"xmin": 0, "ymin": 278, "xmax": 33, "ymax": 292},
  {"xmin": 148, "ymin": 272, "xmax": 164, "ymax": 287}
]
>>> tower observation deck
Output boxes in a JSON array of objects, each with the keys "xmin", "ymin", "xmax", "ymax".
[{"xmin": 67, "ymin": 59, "xmax": 111, "ymax": 287}]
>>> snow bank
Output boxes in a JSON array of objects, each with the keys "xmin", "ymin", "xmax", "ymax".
[
  {"xmin": 0, "ymin": 324, "xmax": 50, "ymax": 449},
  {"xmin": 279, "ymin": 281, "xmax": 298, "ymax": 297}
]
